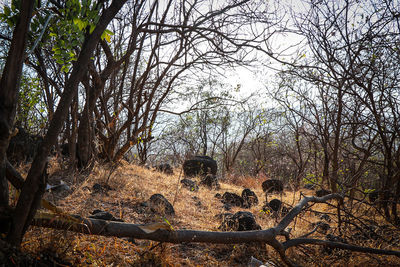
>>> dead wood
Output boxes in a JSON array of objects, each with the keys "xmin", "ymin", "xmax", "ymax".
[{"xmin": 4, "ymin": 165, "xmax": 400, "ymax": 265}]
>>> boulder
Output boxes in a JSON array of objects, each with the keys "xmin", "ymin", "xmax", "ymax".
[
  {"xmin": 311, "ymin": 221, "xmax": 330, "ymax": 234},
  {"xmin": 183, "ymin": 155, "xmax": 217, "ymax": 177},
  {"xmin": 155, "ymin": 163, "xmax": 173, "ymax": 175},
  {"xmin": 262, "ymin": 179, "xmax": 283, "ymax": 193},
  {"xmin": 92, "ymin": 183, "xmax": 112, "ymax": 194},
  {"xmin": 180, "ymin": 178, "xmax": 199, "ymax": 192},
  {"xmin": 218, "ymin": 211, "xmax": 261, "ymax": 231},
  {"xmin": 199, "ymin": 174, "xmax": 220, "ymax": 189},
  {"xmin": 221, "ymin": 192, "xmax": 244, "ymax": 207},
  {"xmin": 241, "ymin": 188, "xmax": 258, "ymax": 208},
  {"xmin": 268, "ymin": 199, "xmax": 282, "ymax": 212},
  {"xmin": 148, "ymin": 194, "xmax": 175, "ymax": 216},
  {"xmin": 7, "ymin": 126, "xmax": 43, "ymax": 164},
  {"xmin": 367, "ymin": 190, "xmax": 379, "ymax": 203}
]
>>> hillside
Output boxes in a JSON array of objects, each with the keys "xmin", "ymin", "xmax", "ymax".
[{"xmin": 6, "ymin": 159, "xmax": 400, "ymax": 266}]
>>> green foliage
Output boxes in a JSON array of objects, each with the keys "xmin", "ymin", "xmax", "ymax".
[
  {"xmin": 363, "ymin": 188, "xmax": 376, "ymax": 194},
  {"xmin": 17, "ymin": 74, "xmax": 47, "ymax": 131},
  {"xmin": 0, "ymin": 0, "xmax": 114, "ymax": 73},
  {"xmin": 303, "ymin": 173, "xmax": 321, "ymax": 185},
  {"xmin": 48, "ymin": 0, "xmax": 102, "ymax": 72}
]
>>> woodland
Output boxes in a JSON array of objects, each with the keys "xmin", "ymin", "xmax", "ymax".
[{"xmin": 0, "ymin": 0, "xmax": 400, "ymax": 266}]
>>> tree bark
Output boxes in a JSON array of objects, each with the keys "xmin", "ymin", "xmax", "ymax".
[
  {"xmin": 25, "ymin": 193, "xmax": 400, "ymax": 264},
  {"xmin": 6, "ymin": 0, "xmax": 127, "ymax": 246},
  {"xmin": 0, "ymin": 0, "xmax": 35, "ymax": 208}
]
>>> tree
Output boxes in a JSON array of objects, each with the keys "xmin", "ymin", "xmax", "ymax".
[
  {"xmin": 270, "ymin": 0, "xmax": 400, "ymax": 221},
  {"xmin": 0, "ymin": 0, "xmax": 127, "ymax": 246}
]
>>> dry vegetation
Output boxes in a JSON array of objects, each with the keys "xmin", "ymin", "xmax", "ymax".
[{"xmin": 7, "ymin": 158, "xmax": 400, "ymax": 266}]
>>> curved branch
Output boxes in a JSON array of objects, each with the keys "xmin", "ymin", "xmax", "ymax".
[{"xmin": 283, "ymin": 238, "xmax": 400, "ymax": 257}]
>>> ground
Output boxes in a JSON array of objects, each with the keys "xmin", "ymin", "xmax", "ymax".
[{"xmin": 3, "ymin": 158, "xmax": 400, "ymax": 266}]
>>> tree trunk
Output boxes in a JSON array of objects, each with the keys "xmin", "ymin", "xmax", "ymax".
[
  {"xmin": 6, "ymin": 0, "xmax": 127, "ymax": 246},
  {"xmin": 0, "ymin": 0, "xmax": 35, "ymax": 208}
]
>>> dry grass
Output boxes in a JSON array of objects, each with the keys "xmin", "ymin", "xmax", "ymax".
[{"xmin": 9, "ymin": 159, "xmax": 400, "ymax": 266}]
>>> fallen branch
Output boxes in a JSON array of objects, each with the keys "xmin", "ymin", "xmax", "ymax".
[
  {"xmin": 283, "ymin": 238, "xmax": 400, "ymax": 257},
  {"xmin": 4, "ymin": 166, "xmax": 400, "ymax": 266}
]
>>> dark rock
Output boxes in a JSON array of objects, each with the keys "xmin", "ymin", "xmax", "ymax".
[
  {"xmin": 268, "ymin": 199, "xmax": 282, "ymax": 212},
  {"xmin": 320, "ymin": 214, "xmax": 331, "ymax": 222},
  {"xmin": 316, "ymin": 189, "xmax": 331, "ymax": 197},
  {"xmin": 155, "ymin": 163, "xmax": 173, "ymax": 175},
  {"xmin": 180, "ymin": 178, "xmax": 199, "ymax": 192},
  {"xmin": 223, "ymin": 204, "xmax": 232, "ymax": 211},
  {"xmin": 367, "ymin": 190, "xmax": 379, "ymax": 203},
  {"xmin": 219, "ymin": 211, "xmax": 261, "ymax": 231},
  {"xmin": 192, "ymin": 196, "xmax": 202, "ymax": 208},
  {"xmin": 241, "ymin": 189, "xmax": 258, "ymax": 208},
  {"xmin": 262, "ymin": 179, "xmax": 283, "ymax": 193},
  {"xmin": 221, "ymin": 192, "xmax": 244, "ymax": 207},
  {"xmin": 92, "ymin": 183, "xmax": 112, "ymax": 194},
  {"xmin": 7, "ymin": 126, "xmax": 43, "ymax": 164},
  {"xmin": 311, "ymin": 221, "xmax": 330, "ymax": 234},
  {"xmin": 88, "ymin": 210, "xmax": 122, "ymax": 222},
  {"xmin": 215, "ymin": 193, "xmax": 222, "ymax": 199},
  {"xmin": 183, "ymin": 155, "xmax": 217, "ymax": 177},
  {"xmin": 148, "ymin": 194, "xmax": 175, "ymax": 216},
  {"xmin": 60, "ymin": 143, "xmax": 70, "ymax": 157},
  {"xmin": 199, "ymin": 174, "xmax": 220, "ymax": 189}
]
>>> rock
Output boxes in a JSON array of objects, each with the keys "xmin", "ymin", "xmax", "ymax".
[
  {"xmin": 316, "ymin": 189, "xmax": 331, "ymax": 197},
  {"xmin": 215, "ymin": 193, "xmax": 222, "ymax": 199},
  {"xmin": 367, "ymin": 190, "xmax": 379, "ymax": 203},
  {"xmin": 183, "ymin": 155, "xmax": 217, "ymax": 177},
  {"xmin": 92, "ymin": 183, "xmax": 112, "ymax": 194},
  {"xmin": 223, "ymin": 203, "xmax": 232, "ymax": 211},
  {"xmin": 7, "ymin": 126, "xmax": 43, "ymax": 164},
  {"xmin": 148, "ymin": 194, "xmax": 175, "ymax": 216},
  {"xmin": 221, "ymin": 192, "xmax": 244, "ymax": 207},
  {"xmin": 241, "ymin": 188, "xmax": 258, "ymax": 208},
  {"xmin": 155, "ymin": 163, "xmax": 173, "ymax": 175},
  {"xmin": 192, "ymin": 196, "xmax": 202, "ymax": 207},
  {"xmin": 262, "ymin": 179, "xmax": 283, "ymax": 193},
  {"xmin": 199, "ymin": 174, "xmax": 220, "ymax": 189},
  {"xmin": 268, "ymin": 199, "xmax": 282, "ymax": 212},
  {"xmin": 311, "ymin": 221, "xmax": 330, "ymax": 234},
  {"xmin": 180, "ymin": 178, "xmax": 199, "ymax": 192},
  {"xmin": 219, "ymin": 211, "xmax": 261, "ymax": 231},
  {"xmin": 320, "ymin": 214, "xmax": 331, "ymax": 222}
]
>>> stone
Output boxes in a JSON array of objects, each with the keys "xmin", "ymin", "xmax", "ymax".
[
  {"xmin": 183, "ymin": 155, "xmax": 217, "ymax": 177},
  {"xmin": 241, "ymin": 188, "xmax": 259, "ymax": 208},
  {"xmin": 221, "ymin": 192, "xmax": 244, "ymax": 207},
  {"xmin": 199, "ymin": 174, "xmax": 220, "ymax": 189},
  {"xmin": 148, "ymin": 194, "xmax": 175, "ymax": 216},
  {"xmin": 180, "ymin": 178, "xmax": 199, "ymax": 191},
  {"xmin": 268, "ymin": 199, "xmax": 282, "ymax": 212},
  {"xmin": 219, "ymin": 211, "xmax": 261, "ymax": 231},
  {"xmin": 262, "ymin": 179, "xmax": 283, "ymax": 193},
  {"xmin": 155, "ymin": 163, "xmax": 173, "ymax": 175}
]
